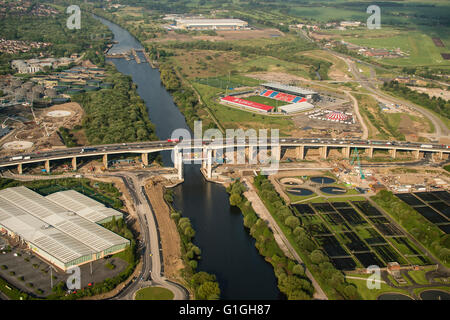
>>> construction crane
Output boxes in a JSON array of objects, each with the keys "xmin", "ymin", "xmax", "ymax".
[{"xmin": 350, "ymin": 147, "xmax": 365, "ymax": 179}]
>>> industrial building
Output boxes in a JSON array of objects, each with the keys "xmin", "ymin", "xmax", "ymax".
[
  {"xmin": 176, "ymin": 18, "xmax": 248, "ymax": 30},
  {"xmin": 279, "ymin": 101, "xmax": 315, "ymax": 114},
  {"xmin": 0, "ymin": 187, "xmax": 129, "ymax": 271},
  {"xmin": 262, "ymin": 83, "xmax": 319, "ymax": 100},
  {"xmin": 46, "ymin": 190, "xmax": 123, "ymax": 224}
]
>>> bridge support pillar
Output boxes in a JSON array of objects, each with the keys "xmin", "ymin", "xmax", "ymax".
[
  {"xmin": 343, "ymin": 147, "xmax": 351, "ymax": 159},
  {"xmin": 177, "ymin": 150, "xmax": 183, "ymax": 180},
  {"xmin": 44, "ymin": 160, "xmax": 51, "ymax": 174},
  {"xmin": 320, "ymin": 146, "xmax": 328, "ymax": 159},
  {"xmin": 103, "ymin": 154, "xmax": 108, "ymax": 169},
  {"xmin": 389, "ymin": 149, "xmax": 397, "ymax": 159},
  {"xmin": 72, "ymin": 157, "xmax": 77, "ymax": 171},
  {"xmin": 247, "ymin": 145, "xmax": 257, "ymax": 164},
  {"xmin": 295, "ymin": 146, "xmax": 304, "ymax": 160},
  {"xmin": 272, "ymin": 145, "xmax": 281, "ymax": 162},
  {"xmin": 207, "ymin": 149, "xmax": 212, "ymax": 179},
  {"xmin": 141, "ymin": 153, "xmax": 149, "ymax": 167},
  {"xmin": 413, "ymin": 150, "xmax": 421, "ymax": 160},
  {"xmin": 17, "ymin": 163, "xmax": 23, "ymax": 175},
  {"xmin": 368, "ymin": 147, "xmax": 374, "ymax": 158},
  {"xmin": 438, "ymin": 152, "xmax": 444, "ymax": 160}
]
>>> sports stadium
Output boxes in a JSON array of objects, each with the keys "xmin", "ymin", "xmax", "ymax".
[{"xmin": 220, "ymin": 82, "xmax": 317, "ymax": 114}]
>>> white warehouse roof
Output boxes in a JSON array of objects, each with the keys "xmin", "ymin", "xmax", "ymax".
[
  {"xmin": 0, "ymin": 197, "xmax": 94, "ymax": 264},
  {"xmin": 0, "ymin": 187, "xmax": 129, "ymax": 253},
  {"xmin": 279, "ymin": 101, "xmax": 315, "ymax": 114},
  {"xmin": 46, "ymin": 190, "xmax": 123, "ymax": 224},
  {"xmin": 177, "ymin": 19, "xmax": 247, "ymax": 26}
]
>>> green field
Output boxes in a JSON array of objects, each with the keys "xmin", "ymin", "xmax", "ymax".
[
  {"xmin": 135, "ymin": 287, "xmax": 174, "ymax": 300},
  {"xmin": 244, "ymin": 95, "xmax": 284, "ymax": 107}
]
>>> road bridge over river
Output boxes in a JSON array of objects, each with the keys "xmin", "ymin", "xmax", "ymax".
[{"xmin": 1, "ymin": 138, "xmax": 448, "ymax": 179}]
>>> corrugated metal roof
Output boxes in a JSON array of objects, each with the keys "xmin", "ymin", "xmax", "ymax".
[
  {"xmin": 0, "ymin": 197, "xmax": 94, "ymax": 263},
  {"xmin": 0, "ymin": 187, "xmax": 129, "ymax": 254},
  {"xmin": 46, "ymin": 190, "xmax": 123, "ymax": 224}
]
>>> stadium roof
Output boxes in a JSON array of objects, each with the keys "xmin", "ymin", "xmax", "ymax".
[
  {"xmin": 46, "ymin": 190, "xmax": 123, "ymax": 224},
  {"xmin": 0, "ymin": 187, "xmax": 129, "ymax": 253},
  {"xmin": 0, "ymin": 197, "xmax": 94, "ymax": 264},
  {"xmin": 262, "ymin": 83, "xmax": 318, "ymax": 96}
]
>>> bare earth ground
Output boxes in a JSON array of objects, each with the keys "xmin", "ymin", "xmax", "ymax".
[
  {"xmin": 145, "ymin": 178, "xmax": 184, "ymax": 283},
  {"xmin": 246, "ymin": 71, "xmax": 309, "ymax": 83},
  {"xmin": 0, "ymin": 102, "xmax": 84, "ymax": 156},
  {"xmin": 408, "ymin": 86, "xmax": 450, "ymax": 101}
]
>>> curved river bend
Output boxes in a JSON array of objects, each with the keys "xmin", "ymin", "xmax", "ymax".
[{"xmin": 95, "ymin": 16, "xmax": 281, "ymax": 299}]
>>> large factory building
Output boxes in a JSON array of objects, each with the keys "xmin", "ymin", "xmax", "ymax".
[
  {"xmin": 0, "ymin": 187, "xmax": 129, "ymax": 271},
  {"xmin": 176, "ymin": 18, "xmax": 248, "ymax": 30}
]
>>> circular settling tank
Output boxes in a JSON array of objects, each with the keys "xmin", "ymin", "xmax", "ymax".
[
  {"xmin": 3, "ymin": 141, "xmax": 34, "ymax": 150},
  {"xmin": 279, "ymin": 177, "xmax": 303, "ymax": 186},
  {"xmin": 419, "ymin": 290, "xmax": 450, "ymax": 300},
  {"xmin": 47, "ymin": 110, "xmax": 72, "ymax": 118},
  {"xmin": 310, "ymin": 176, "xmax": 335, "ymax": 184},
  {"xmin": 377, "ymin": 293, "xmax": 413, "ymax": 300},
  {"xmin": 320, "ymin": 187, "xmax": 346, "ymax": 195},
  {"xmin": 286, "ymin": 188, "xmax": 314, "ymax": 196}
]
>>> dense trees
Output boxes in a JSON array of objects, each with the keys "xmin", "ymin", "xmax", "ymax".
[
  {"xmin": 159, "ymin": 63, "xmax": 201, "ymax": 129},
  {"xmin": 372, "ymin": 190, "xmax": 449, "ymax": 266},
  {"xmin": 164, "ymin": 189, "xmax": 221, "ymax": 300},
  {"xmin": 0, "ymin": 9, "xmax": 110, "ymax": 73},
  {"xmin": 73, "ymin": 68, "xmax": 157, "ymax": 145}
]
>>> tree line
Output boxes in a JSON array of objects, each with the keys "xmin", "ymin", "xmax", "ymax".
[
  {"xmin": 72, "ymin": 68, "xmax": 158, "ymax": 145},
  {"xmin": 227, "ymin": 180, "xmax": 315, "ymax": 300},
  {"xmin": 164, "ymin": 189, "xmax": 221, "ymax": 300}
]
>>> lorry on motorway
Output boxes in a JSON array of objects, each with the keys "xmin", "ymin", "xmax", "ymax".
[
  {"xmin": 420, "ymin": 144, "xmax": 433, "ymax": 149},
  {"xmin": 9, "ymin": 156, "xmax": 23, "ymax": 161},
  {"xmin": 80, "ymin": 147, "xmax": 97, "ymax": 153}
]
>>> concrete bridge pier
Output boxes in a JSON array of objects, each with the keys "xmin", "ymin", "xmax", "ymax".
[
  {"xmin": 367, "ymin": 147, "xmax": 374, "ymax": 158},
  {"xmin": 177, "ymin": 151, "xmax": 183, "ymax": 180},
  {"xmin": 389, "ymin": 149, "xmax": 397, "ymax": 159},
  {"xmin": 342, "ymin": 147, "xmax": 351, "ymax": 159},
  {"xmin": 295, "ymin": 146, "xmax": 304, "ymax": 160},
  {"xmin": 141, "ymin": 153, "xmax": 149, "ymax": 167},
  {"xmin": 72, "ymin": 157, "xmax": 77, "ymax": 171},
  {"xmin": 103, "ymin": 154, "xmax": 108, "ymax": 169},
  {"xmin": 45, "ymin": 160, "xmax": 51, "ymax": 174},
  {"xmin": 248, "ymin": 145, "xmax": 258, "ymax": 164},
  {"xmin": 413, "ymin": 150, "xmax": 421, "ymax": 160},
  {"xmin": 207, "ymin": 149, "xmax": 212, "ymax": 179},
  {"xmin": 320, "ymin": 146, "xmax": 328, "ymax": 159},
  {"xmin": 272, "ymin": 145, "xmax": 281, "ymax": 162},
  {"xmin": 17, "ymin": 163, "xmax": 23, "ymax": 175}
]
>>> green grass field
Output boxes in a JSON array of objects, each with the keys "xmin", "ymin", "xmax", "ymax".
[
  {"xmin": 244, "ymin": 95, "xmax": 284, "ymax": 107},
  {"xmin": 135, "ymin": 287, "xmax": 174, "ymax": 300}
]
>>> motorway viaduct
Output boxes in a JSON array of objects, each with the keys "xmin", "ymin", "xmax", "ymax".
[{"xmin": 0, "ymin": 139, "xmax": 448, "ymax": 179}]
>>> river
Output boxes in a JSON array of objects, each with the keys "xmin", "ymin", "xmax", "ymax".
[{"xmin": 95, "ymin": 15, "xmax": 281, "ymax": 300}]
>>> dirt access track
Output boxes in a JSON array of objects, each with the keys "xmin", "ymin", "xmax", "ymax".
[{"xmin": 145, "ymin": 178, "xmax": 185, "ymax": 284}]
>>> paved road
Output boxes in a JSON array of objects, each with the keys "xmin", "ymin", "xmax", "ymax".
[
  {"xmin": 110, "ymin": 172, "xmax": 188, "ymax": 300},
  {"xmin": 342, "ymin": 55, "xmax": 449, "ymax": 139},
  {"xmin": 243, "ymin": 178, "xmax": 329, "ymax": 300}
]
